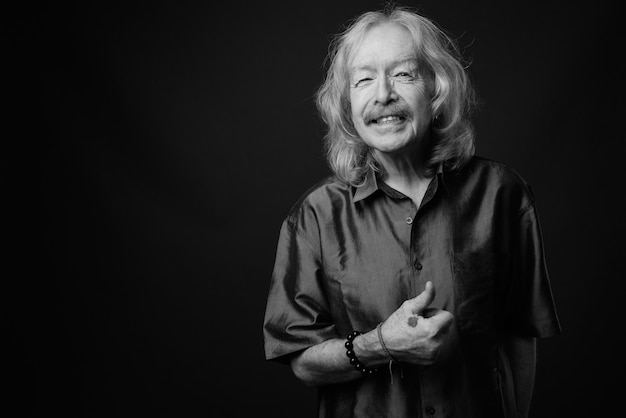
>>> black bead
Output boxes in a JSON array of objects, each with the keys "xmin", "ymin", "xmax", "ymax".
[
  {"xmin": 347, "ymin": 331, "xmax": 361, "ymax": 341},
  {"xmin": 345, "ymin": 330, "xmax": 377, "ymax": 376}
]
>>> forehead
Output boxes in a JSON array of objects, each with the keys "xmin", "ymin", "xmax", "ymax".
[{"xmin": 349, "ymin": 23, "xmax": 417, "ymax": 69}]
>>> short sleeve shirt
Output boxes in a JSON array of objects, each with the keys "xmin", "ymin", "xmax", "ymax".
[{"xmin": 263, "ymin": 156, "xmax": 561, "ymax": 418}]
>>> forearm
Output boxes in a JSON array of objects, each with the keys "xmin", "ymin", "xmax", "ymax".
[
  {"xmin": 290, "ymin": 331, "xmax": 388, "ymax": 386},
  {"xmin": 289, "ymin": 283, "xmax": 451, "ymax": 386}
]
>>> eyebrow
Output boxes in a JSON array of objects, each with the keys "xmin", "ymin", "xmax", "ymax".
[{"xmin": 349, "ymin": 57, "xmax": 419, "ymax": 75}]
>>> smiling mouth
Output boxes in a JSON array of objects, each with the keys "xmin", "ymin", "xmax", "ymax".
[{"xmin": 370, "ymin": 115, "xmax": 406, "ymax": 125}]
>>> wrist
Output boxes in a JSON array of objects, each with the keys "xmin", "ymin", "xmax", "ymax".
[
  {"xmin": 352, "ymin": 328, "xmax": 389, "ymax": 368},
  {"xmin": 345, "ymin": 331, "xmax": 378, "ymax": 375}
]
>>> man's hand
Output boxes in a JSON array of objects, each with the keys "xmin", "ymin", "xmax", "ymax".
[{"xmin": 379, "ymin": 281, "xmax": 454, "ymax": 365}]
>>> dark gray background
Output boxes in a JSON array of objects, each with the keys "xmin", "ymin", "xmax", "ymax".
[{"xmin": 6, "ymin": 0, "xmax": 624, "ymax": 416}]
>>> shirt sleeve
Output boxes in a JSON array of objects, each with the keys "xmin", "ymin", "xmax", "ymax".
[
  {"xmin": 509, "ymin": 202, "xmax": 561, "ymax": 338},
  {"xmin": 263, "ymin": 212, "xmax": 337, "ymax": 362}
]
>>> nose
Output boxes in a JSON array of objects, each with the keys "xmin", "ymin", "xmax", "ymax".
[{"xmin": 375, "ymin": 75, "xmax": 398, "ymax": 104}]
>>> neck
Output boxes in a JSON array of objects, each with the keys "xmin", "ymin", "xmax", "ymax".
[
  {"xmin": 374, "ymin": 147, "xmax": 433, "ymax": 207},
  {"xmin": 375, "ymin": 139, "xmax": 431, "ymax": 182}
]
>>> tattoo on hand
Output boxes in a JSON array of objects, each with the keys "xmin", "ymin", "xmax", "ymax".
[{"xmin": 407, "ymin": 315, "xmax": 419, "ymax": 327}]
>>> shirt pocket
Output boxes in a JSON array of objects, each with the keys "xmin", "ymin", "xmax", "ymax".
[{"xmin": 452, "ymin": 250, "xmax": 497, "ymax": 337}]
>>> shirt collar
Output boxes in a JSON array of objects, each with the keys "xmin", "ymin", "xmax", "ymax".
[
  {"xmin": 352, "ymin": 163, "xmax": 445, "ymax": 203},
  {"xmin": 353, "ymin": 170, "xmax": 379, "ymax": 202}
]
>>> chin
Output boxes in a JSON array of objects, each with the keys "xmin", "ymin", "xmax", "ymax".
[{"xmin": 364, "ymin": 135, "xmax": 414, "ymax": 153}]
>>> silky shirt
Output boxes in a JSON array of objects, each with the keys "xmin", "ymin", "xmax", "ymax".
[{"xmin": 263, "ymin": 157, "xmax": 560, "ymax": 418}]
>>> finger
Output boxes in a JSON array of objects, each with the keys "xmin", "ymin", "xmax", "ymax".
[
  {"xmin": 409, "ymin": 281, "xmax": 435, "ymax": 314},
  {"xmin": 421, "ymin": 307, "xmax": 439, "ymax": 318},
  {"xmin": 428, "ymin": 310, "xmax": 454, "ymax": 333}
]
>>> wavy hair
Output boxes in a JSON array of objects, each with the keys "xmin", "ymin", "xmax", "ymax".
[{"xmin": 316, "ymin": 6, "xmax": 476, "ymax": 185}]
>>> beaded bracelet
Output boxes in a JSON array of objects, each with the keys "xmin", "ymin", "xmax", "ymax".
[{"xmin": 344, "ymin": 331, "xmax": 378, "ymax": 375}]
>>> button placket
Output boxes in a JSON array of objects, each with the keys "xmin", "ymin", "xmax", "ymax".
[
  {"xmin": 406, "ymin": 200, "xmax": 417, "ymax": 226},
  {"xmin": 408, "ymin": 209, "xmax": 422, "ymax": 275}
]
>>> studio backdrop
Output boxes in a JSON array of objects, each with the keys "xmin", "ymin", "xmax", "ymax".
[{"xmin": 7, "ymin": 0, "xmax": 624, "ymax": 416}]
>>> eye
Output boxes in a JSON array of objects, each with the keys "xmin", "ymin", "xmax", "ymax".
[
  {"xmin": 354, "ymin": 77, "xmax": 373, "ymax": 87},
  {"xmin": 394, "ymin": 71, "xmax": 414, "ymax": 80}
]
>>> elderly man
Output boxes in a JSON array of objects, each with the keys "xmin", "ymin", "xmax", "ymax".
[{"xmin": 263, "ymin": 6, "xmax": 560, "ymax": 418}]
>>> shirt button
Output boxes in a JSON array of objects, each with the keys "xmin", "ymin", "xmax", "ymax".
[
  {"xmin": 406, "ymin": 217, "xmax": 413, "ymax": 224},
  {"xmin": 425, "ymin": 406, "xmax": 436, "ymax": 415},
  {"xmin": 414, "ymin": 261, "xmax": 423, "ymax": 270}
]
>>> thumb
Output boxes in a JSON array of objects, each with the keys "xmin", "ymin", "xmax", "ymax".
[{"xmin": 409, "ymin": 281, "xmax": 435, "ymax": 314}]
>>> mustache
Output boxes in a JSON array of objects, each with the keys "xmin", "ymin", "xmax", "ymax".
[{"xmin": 364, "ymin": 104, "xmax": 412, "ymax": 124}]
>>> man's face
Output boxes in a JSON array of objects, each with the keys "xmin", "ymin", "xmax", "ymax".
[{"xmin": 349, "ymin": 23, "xmax": 433, "ymax": 159}]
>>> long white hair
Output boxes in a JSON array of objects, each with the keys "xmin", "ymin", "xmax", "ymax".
[{"xmin": 316, "ymin": 6, "xmax": 476, "ymax": 185}]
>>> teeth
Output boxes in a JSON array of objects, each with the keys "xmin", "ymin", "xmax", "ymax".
[{"xmin": 377, "ymin": 116, "xmax": 401, "ymax": 123}]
